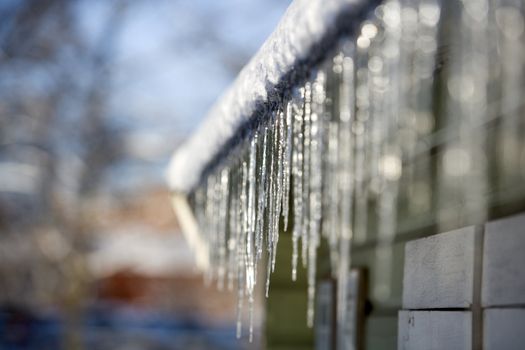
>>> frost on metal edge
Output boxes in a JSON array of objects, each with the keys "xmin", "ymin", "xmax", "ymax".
[{"xmin": 167, "ymin": 0, "xmax": 363, "ymax": 192}]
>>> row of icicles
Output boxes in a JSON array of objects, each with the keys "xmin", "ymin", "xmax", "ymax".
[
  {"xmin": 192, "ymin": 70, "xmax": 333, "ymax": 340},
  {"xmin": 186, "ymin": 0, "xmax": 523, "ymax": 342}
]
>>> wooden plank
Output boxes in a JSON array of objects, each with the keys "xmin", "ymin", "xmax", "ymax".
[
  {"xmin": 482, "ymin": 214, "xmax": 525, "ymax": 307},
  {"xmin": 171, "ymin": 194, "xmax": 209, "ymax": 270},
  {"xmin": 402, "ymin": 226, "xmax": 480, "ymax": 309},
  {"xmin": 484, "ymin": 308, "xmax": 525, "ymax": 350},
  {"xmin": 398, "ymin": 311, "xmax": 472, "ymax": 350}
]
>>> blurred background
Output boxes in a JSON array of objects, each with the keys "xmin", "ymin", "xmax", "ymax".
[{"xmin": 0, "ymin": 0, "xmax": 290, "ymax": 348}]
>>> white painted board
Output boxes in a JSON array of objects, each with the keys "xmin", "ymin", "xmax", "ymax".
[
  {"xmin": 482, "ymin": 214, "xmax": 525, "ymax": 307},
  {"xmin": 484, "ymin": 308, "xmax": 525, "ymax": 350},
  {"xmin": 403, "ymin": 226, "xmax": 479, "ymax": 309},
  {"xmin": 398, "ymin": 311, "xmax": 472, "ymax": 350}
]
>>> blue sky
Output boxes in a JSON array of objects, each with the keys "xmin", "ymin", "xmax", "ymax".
[
  {"xmin": 78, "ymin": 0, "xmax": 289, "ymax": 135},
  {"xmin": 75, "ymin": 0, "xmax": 290, "ymax": 191}
]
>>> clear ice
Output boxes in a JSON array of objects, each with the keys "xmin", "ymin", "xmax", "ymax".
[{"xmin": 182, "ymin": 0, "xmax": 517, "ymax": 340}]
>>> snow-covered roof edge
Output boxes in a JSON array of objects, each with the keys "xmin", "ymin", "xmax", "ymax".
[{"xmin": 168, "ymin": 0, "xmax": 373, "ymax": 193}]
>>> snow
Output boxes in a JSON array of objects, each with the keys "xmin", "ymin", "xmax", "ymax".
[{"xmin": 168, "ymin": 0, "xmax": 364, "ymax": 192}]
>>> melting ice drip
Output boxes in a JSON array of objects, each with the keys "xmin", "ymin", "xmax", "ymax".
[{"xmin": 185, "ymin": 0, "xmax": 524, "ymax": 342}]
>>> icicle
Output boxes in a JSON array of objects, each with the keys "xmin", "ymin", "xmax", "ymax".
[
  {"xmin": 228, "ymin": 173, "xmax": 238, "ymax": 291},
  {"xmin": 217, "ymin": 167, "xmax": 229, "ymax": 290},
  {"xmin": 246, "ymin": 135, "xmax": 257, "ymax": 292},
  {"xmin": 246, "ymin": 133, "xmax": 258, "ymax": 343},
  {"xmin": 301, "ymin": 83, "xmax": 312, "ymax": 269},
  {"xmin": 248, "ymin": 291, "xmax": 255, "ymax": 342},
  {"xmin": 306, "ymin": 72, "xmax": 326, "ymax": 327},
  {"xmin": 204, "ymin": 175, "xmax": 215, "ymax": 286},
  {"xmin": 374, "ymin": 0, "xmax": 404, "ymax": 302},
  {"xmin": 241, "ymin": 156, "xmax": 250, "ymax": 296},
  {"xmin": 402, "ymin": 0, "xmax": 439, "ymax": 228},
  {"xmin": 176, "ymin": 0, "xmax": 521, "ymax": 341},
  {"xmin": 256, "ymin": 126, "xmax": 269, "ymax": 262},
  {"xmin": 291, "ymin": 88, "xmax": 305, "ymax": 281},
  {"xmin": 496, "ymin": 0, "xmax": 525, "ymax": 184},
  {"xmin": 214, "ymin": 173, "xmax": 223, "ymax": 285},
  {"xmin": 236, "ymin": 251, "xmax": 245, "ymax": 340},
  {"xmin": 336, "ymin": 44, "xmax": 357, "ymax": 348},
  {"xmin": 324, "ymin": 53, "xmax": 343, "ymax": 273},
  {"xmin": 265, "ymin": 114, "xmax": 278, "ymax": 296},
  {"xmin": 326, "ymin": 120, "xmax": 339, "ymax": 270},
  {"xmin": 282, "ymin": 102, "xmax": 293, "ymax": 231},
  {"xmin": 265, "ymin": 252, "xmax": 271, "ymax": 298},
  {"xmin": 236, "ymin": 160, "xmax": 249, "ymax": 338},
  {"xmin": 353, "ymin": 27, "xmax": 372, "ymax": 245},
  {"xmin": 271, "ymin": 110, "xmax": 285, "ymax": 273}
]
